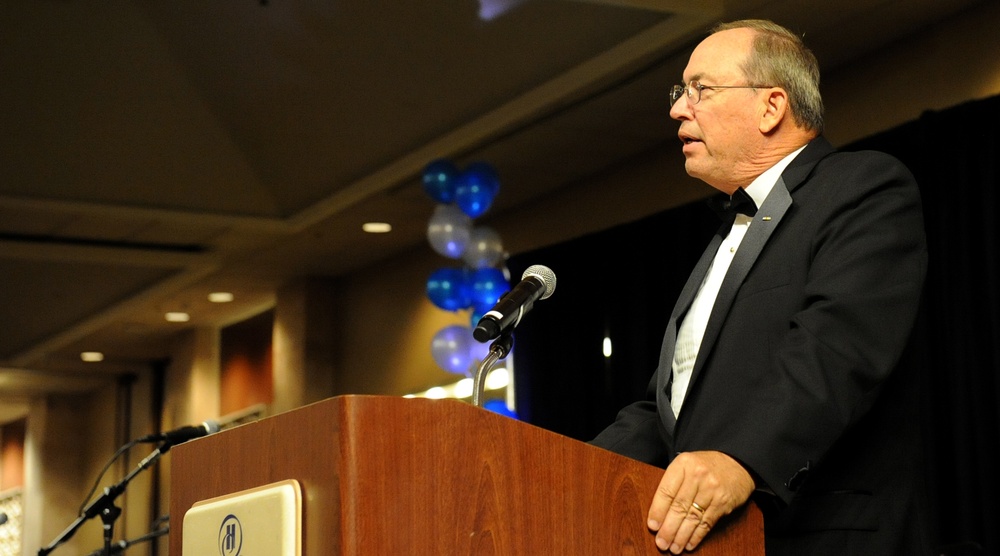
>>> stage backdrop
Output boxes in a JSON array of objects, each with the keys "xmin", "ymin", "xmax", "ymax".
[{"xmin": 510, "ymin": 93, "xmax": 1000, "ymax": 555}]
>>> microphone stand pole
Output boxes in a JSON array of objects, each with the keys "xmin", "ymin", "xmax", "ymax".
[
  {"xmin": 83, "ymin": 525, "xmax": 170, "ymax": 556},
  {"xmin": 472, "ymin": 331, "xmax": 514, "ymax": 408},
  {"xmin": 38, "ymin": 445, "xmax": 168, "ymax": 556}
]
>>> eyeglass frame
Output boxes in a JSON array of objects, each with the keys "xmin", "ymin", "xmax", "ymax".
[{"xmin": 669, "ymin": 80, "xmax": 775, "ymax": 107}]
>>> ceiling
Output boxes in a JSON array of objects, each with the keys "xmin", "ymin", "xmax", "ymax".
[{"xmin": 0, "ymin": 0, "xmax": 984, "ymax": 410}]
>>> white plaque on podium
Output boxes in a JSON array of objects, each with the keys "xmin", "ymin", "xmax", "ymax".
[{"xmin": 182, "ymin": 479, "xmax": 301, "ymax": 556}]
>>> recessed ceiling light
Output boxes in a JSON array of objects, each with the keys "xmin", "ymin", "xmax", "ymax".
[
  {"xmin": 362, "ymin": 222, "xmax": 392, "ymax": 233},
  {"xmin": 208, "ymin": 292, "xmax": 234, "ymax": 303},
  {"xmin": 165, "ymin": 311, "xmax": 190, "ymax": 322},
  {"xmin": 80, "ymin": 351, "xmax": 104, "ymax": 362}
]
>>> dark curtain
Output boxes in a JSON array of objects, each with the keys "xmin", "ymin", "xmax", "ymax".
[
  {"xmin": 508, "ymin": 202, "xmax": 719, "ymax": 439},
  {"xmin": 509, "ymin": 94, "xmax": 1000, "ymax": 554}
]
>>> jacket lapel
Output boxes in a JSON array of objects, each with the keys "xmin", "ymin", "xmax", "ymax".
[
  {"xmin": 656, "ymin": 231, "xmax": 724, "ymax": 433},
  {"xmin": 678, "ymin": 137, "xmax": 836, "ymax": 416},
  {"xmin": 691, "ymin": 176, "xmax": 793, "ymax": 383},
  {"xmin": 660, "ymin": 137, "xmax": 836, "ymax": 429}
]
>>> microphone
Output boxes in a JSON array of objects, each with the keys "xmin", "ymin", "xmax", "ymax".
[
  {"xmin": 136, "ymin": 420, "xmax": 219, "ymax": 446},
  {"xmin": 473, "ymin": 264, "xmax": 556, "ymax": 342}
]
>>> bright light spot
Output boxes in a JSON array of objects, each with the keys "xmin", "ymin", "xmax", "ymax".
[
  {"xmin": 208, "ymin": 292, "xmax": 234, "ymax": 303},
  {"xmin": 485, "ymin": 368, "xmax": 509, "ymax": 390},
  {"xmin": 165, "ymin": 312, "xmax": 190, "ymax": 323},
  {"xmin": 603, "ymin": 336, "xmax": 613, "ymax": 358},
  {"xmin": 454, "ymin": 378, "xmax": 474, "ymax": 398},
  {"xmin": 405, "ymin": 371, "xmax": 512, "ymax": 400},
  {"xmin": 362, "ymin": 222, "xmax": 392, "ymax": 233},
  {"xmin": 425, "ymin": 387, "xmax": 447, "ymax": 399},
  {"xmin": 80, "ymin": 352, "xmax": 104, "ymax": 362}
]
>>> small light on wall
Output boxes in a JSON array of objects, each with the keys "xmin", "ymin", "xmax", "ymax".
[
  {"xmin": 362, "ymin": 222, "xmax": 392, "ymax": 233},
  {"xmin": 165, "ymin": 311, "xmax": 190, "ymax": 322},
  {"xmin": 80, "ymin": 351, "xmax": 104, "ymax": 362},
  {"xmin": 603, "ymin": 336, "xmax": 613, "ymax": 358},
  {"xmin": 208, "ymin": 292, "xmax": 234, "ymax": 303}
]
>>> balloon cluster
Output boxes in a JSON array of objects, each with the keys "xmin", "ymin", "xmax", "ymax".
[{"xmin": 423, "ymin": 159, "xmax": 510, "ymax": 376}]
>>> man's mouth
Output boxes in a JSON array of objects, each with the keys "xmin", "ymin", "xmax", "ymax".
[{"xmin": 679, "ymin": 132, "xmax": 702, "ymax": 145}]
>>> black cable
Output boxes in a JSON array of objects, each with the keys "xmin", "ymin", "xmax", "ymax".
[{"xmin": 78, "ymin": 439, "xmax": 139, "ymax": 516}]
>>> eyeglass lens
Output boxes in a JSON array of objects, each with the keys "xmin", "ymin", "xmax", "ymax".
[{"xmin": 670, "ymin": 82, "xmax": 697, "ymax": 106}]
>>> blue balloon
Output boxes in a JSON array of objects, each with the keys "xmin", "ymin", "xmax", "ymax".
[
  {"xmin": 484, "ymin": 399, "xmax": 519, "ymax": 419},
  {"xmin": 465, "ymin": 162, "xmax": 500, "ymax": 195},
  {"xmin": 469, "ymin": 332, "xmax": 491, "ymax": 363},
  {"xmin": 422, "ymin": 159, "xmax": 459, "ymax": 203},
  {"xmin": 469, "ymin": 267, "xmax": 509, "ymax": 308},
  {"xmin": 455, "ymin": 164, "xmax": 500, "ymax": 218},
  {"xmin": 469, "ymin": 302, "xmax": 492, "ymax": 330},
  {"xmin": 426, "ymin": 267, "xmax": 470, "ymax": 311}
]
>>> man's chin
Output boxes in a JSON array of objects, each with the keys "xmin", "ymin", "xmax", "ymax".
[
  {"xmin": 683, "ymin": 164, "xmax": 732, "ymax": 193},
  {"xmin": 683, "ymin": 160, "xmax": 707, "ymax": 181}
]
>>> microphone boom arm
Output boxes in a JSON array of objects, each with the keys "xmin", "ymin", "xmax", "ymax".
[{"xmin": 472, "ymin": 331, "xmax": 514, "ymax": 408}]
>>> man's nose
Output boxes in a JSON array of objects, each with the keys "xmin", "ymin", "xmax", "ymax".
[{"xmin": 669, "ymin": 95, "xmax": 692, "ymax": 121}]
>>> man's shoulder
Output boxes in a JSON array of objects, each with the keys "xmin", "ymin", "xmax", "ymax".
[
  {"xmin": 811, "ymin": 148, "xmax": 915, "ymax": 186},
  {"xmin": 822, "ymin": 147, "xmax": 906, "ymax": 166},
  {"xmin": 791, "ymin": 147, "xmax": 920, "ymax": 213}
]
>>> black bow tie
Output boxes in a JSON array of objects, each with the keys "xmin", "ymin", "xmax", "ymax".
[{"xmin": 709, "ymin": 187, "xmax": 758, "ymax": 222}]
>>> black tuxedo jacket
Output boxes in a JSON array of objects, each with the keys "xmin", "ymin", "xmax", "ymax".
[{"xmin": 592, "ymin": 137, "xmax": 932, "ymax": 555}]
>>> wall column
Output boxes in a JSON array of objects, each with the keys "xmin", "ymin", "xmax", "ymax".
[{"xmin": 272, "ymin": 277, "xmax": 340, "ymax": 414}]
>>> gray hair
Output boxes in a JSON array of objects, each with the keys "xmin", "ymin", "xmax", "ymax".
[{"xmin": 712, "ymin": 19, "xmax": 825, "ymax": 133}]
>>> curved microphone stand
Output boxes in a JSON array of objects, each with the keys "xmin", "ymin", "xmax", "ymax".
[{"xmin": 471, "ymin": 331, "xmax": 514, "ymax": 408}]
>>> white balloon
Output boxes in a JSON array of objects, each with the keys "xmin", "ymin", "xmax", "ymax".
[
  {"xmin": 430, "ymin": 325, "xmax": 474, "ymax": 375},
  {"xmin": 427, "ymin": 204, "xmax": 471, "ymax": 259},
  {"xmin": 462, "ymin": 226, "xmax": 504, "ymax": 268}
]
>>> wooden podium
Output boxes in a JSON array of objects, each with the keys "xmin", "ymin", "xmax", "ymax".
[{"xmin": 169, "ymin": 395, "xmax": 763, "ymax": 555}]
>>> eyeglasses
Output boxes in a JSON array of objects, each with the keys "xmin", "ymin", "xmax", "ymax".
[{"xmin": 669, "ymin": 80, "xmax": 773, "ymax": 106}]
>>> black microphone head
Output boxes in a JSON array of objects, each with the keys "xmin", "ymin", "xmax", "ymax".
[
  {"xmin": 473, "ymin": 317, "xmax": 501, "ymax": 343},
  {"xmin": 522, "ymin": 265, "xmax": 556, "ymax": 300}
]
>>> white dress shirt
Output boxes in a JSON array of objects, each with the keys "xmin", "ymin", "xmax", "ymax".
[{"xmin": 670, "ymin": 146, "xmax": 806, "ymax": 418}]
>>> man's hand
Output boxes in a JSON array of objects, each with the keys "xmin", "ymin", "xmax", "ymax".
[{"xmin": 647, "ymin": 450, "xmax": 755, "ymax": 553}]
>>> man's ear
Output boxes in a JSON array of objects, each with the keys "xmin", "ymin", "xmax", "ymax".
[{"xmin": 759, "ymin": 88, "xmax": 789, "ymax": 134}]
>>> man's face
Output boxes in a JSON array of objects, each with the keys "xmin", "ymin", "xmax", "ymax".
[{"xmin": 669, "ymin": 29, "xmax": 765, "ymax": 193}]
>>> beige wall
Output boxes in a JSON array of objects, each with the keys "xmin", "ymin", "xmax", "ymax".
[
  {"xmin": 21, "ymin": 382, "xmax": 157, "ymax": 556},
  {"xmin": 823, "ymin": 1, "xmax": 1000, "ymax": 148},
  {"xmin": 20, "ymin": 2, "xmax": 1000, "ymax": 553}
]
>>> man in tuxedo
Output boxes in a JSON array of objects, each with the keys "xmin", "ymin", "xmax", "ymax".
[{"xmin": 591, "ymin": 19, "xmax": 931, "ymax": 555}]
